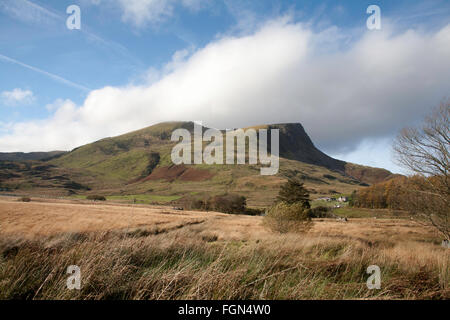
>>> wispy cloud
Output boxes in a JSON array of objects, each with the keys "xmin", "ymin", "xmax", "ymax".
[
  {"xmin": 91, "ymin": 0, "xmax": 211, "ymax": 28},
  {"xmin": 389, "ymin": 0, "xmax": 450, "ymax": 27},
  {"xmin": 0, "ymin": 53, "xmax": 91, "ymax": 92},
  {"xmin": 0, "ymin": 0, "xmax": 143, "ymax": 67},
  {"xmin": 1, "ymin": 88, "xmax": 35, "ymax": 106},
  {"xmin": 0, "ymin": 0, "xmax": 61, "ymax": 24}
]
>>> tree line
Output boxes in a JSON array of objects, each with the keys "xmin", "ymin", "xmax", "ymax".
[
  {"xmin": 350, "ymin": 175, "xmax": 443, "ymax": 210},
  {"xmin": 354, "ymin": 101, "xmax": 449, "ymax": 240}
]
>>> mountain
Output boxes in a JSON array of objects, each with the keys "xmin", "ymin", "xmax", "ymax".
[
  {"xmin": 0, "ymin": 121, "xmax": 396, "ymax": 207},
  {"xmin": 0, "ymin": 151, "xmax": 66, "ymax": 161},
  {"xmin": 269, "ymin": 123, "xmax": 346, "ymax": 171}
]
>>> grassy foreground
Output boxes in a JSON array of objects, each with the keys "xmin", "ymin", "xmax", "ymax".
[
  {"xmin": 0, "ymin": 198, "xmax": 448, "ymax": 300},
  {"xmin": 1, "ymin": 227, "xmax": 448, "ymax": 299}
]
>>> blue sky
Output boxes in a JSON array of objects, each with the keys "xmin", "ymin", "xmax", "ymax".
[{"xmin": 1, "ymin": 0, "xmax": 450, "ymax": 173}]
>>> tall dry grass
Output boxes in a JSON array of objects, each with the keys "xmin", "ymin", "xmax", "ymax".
[{"xmin": 0, "ymin": 223, "xmax": 448, "ymax": 300}]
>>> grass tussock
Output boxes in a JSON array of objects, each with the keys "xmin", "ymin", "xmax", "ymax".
[{"xmin": 0, "ymin": 224, "xmax": 448, "ymax": 300}]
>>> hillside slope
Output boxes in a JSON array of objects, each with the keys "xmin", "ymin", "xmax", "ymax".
[
  {"xmin": 47, "ymin": 122, "xmax": 392, "ymax": 203},
  {"xmin": 48, "ymin": 121, "xmax": 348, "ymax": 182},
  {"xmin": 0, "ymin": 122, "xmax": 396, "ymax": 207},
  {"xmin": 344, "ymin": 163, "xmax": 399, "ymax": 186}
]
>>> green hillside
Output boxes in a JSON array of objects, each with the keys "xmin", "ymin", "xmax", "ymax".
[{"xmin": 0, "ymin": 121, "xmax": 396, "ymax": 207}]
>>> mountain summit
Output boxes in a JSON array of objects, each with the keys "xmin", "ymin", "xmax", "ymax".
[
  {"xmin": 0, "ymin": 121, "xmax": 396, "ymax": 205},
  {"xmin": 267, "ymin": 123, "xmax": 345, "ymax": 172}
]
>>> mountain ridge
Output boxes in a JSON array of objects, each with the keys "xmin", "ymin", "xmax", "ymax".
[
  {"xmin": 0, "ymin": 121, "xmax": 397, "ymax": 206},
  {"xmin": 0, "ymin": 151, "xmax": 66, "ymax": 162}
]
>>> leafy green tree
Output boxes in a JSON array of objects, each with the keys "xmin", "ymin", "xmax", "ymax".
[{"xmin": 277, "ymin": 178, "xmax": 311, "ymax": 209}]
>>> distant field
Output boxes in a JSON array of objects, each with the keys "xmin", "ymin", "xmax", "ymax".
[
  {"xmin": 106, "ymin": 194, "xmax": 182, "ymax": 204},
  {"xmin": 311, "ymin": 199, "xmax": 348, "ymax": 208},
  {"xmin": 0, "ymin": 197, "xmax": 448, "ymax": 299},
  {"xmin": 333, "ymin": 207, "xmax": 411, "ymax": 219}
]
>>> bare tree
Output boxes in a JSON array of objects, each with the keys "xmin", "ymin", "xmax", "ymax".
[{"xmin": 393, "ymin": 100, "xmax": 449, "ymax": 240}]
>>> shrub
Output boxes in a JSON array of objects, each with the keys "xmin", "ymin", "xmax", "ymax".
[
  {"xmin": 86, "ymin": 195, "xmax": 106, "ymax": 201},
  {"xmin": 264, "ymin": 202, "xmax": 312, "ymax": 233},
  {"xmin": 308, "ymin": 206, "xmax": 334, "ymax": 218},
  {"xmin": 186, "ymin": 195, "xmax": 262, "ymax": 215},
  {"xmin": 17, "ymin": 197, "xmax": 31, "ymax": 202},
  {"xmin": 208, "ymin": 194, "xmax": 246, "ymax": 214}
]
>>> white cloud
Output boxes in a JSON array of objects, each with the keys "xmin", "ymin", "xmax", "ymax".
[
  {"xmin": 100, "ymin": 0, "xmax": 210, "ymax": 27},
  {"xmin": 0, "ymin": 18, "xmax": 449, "ymax": 174},
  {"xmin": 117, "ymin": 0, "xmax": 173, "ymax": 27},
  {"xmin": 1, "ymin": 88, "xmax": 35, "ymax": 106}
]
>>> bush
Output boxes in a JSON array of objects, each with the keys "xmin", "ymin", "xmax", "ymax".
[
  {"xmin": 185, "ymin": 194, "xmax": 254, "ymax": 215},
  {"xmin": 17, "ymin": 197, "xmax": 31, "ymax": 202},
  {"xmin": 264, "ymin": 202, "xmax": 312, "ymax": 233},
  {"xmin": 86, "ymin": 195, "xmax": 106, "ymax": 201},
  {"xmin": 308, "ymin": 206, "xmax": 334, "ymax": 218},
  {"xmin": 208, "ymin": 194, "xmax": 246, "ymax": 214}
]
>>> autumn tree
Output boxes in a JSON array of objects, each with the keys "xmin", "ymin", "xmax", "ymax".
[{"xmin": 393, "ymin": 101, "xmax": 449, "ymax": 240}]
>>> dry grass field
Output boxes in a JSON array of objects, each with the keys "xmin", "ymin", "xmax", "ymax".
[{"xmin": 0, "ymin": 197, "xmax": 448, "ymax": 299}]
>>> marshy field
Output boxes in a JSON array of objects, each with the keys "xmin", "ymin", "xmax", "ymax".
[{"xmin": 0, "ymin": 196, "xmax": 448, "ymax": 300}]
